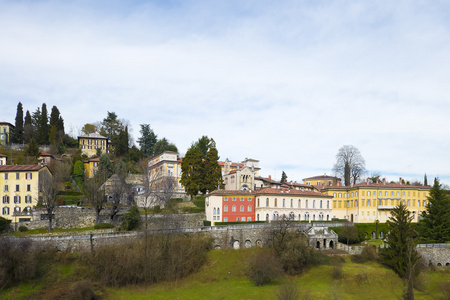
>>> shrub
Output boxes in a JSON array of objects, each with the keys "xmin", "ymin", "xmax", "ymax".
[
  {"xmin": 276, "ymin": 281, "xmax": 300, "ymax": 300},
  {"xmin": 0, "ymin": 238, "xmax": 36, "ymax": 289},
  {"xmin": 247, "ymin": 251, "xmax": 283, "ymax": 286},
  {"xmin": 18, "ymin": 226, "xmax": 28, "ymax": 232},
  {"xmin": 351, "ymin": 245, "xmax": 378, "ymax": 263},
  {"xmin": 121, "ymin": 206, "xmax": 140, "ymax": 231},
  {"xmin": 94, "ymin": 222, "xmax": 114, "ymax": 229},
  {"xmin": 0, "ymin": 216, "xmax": 11, "ymax": 233},
  {"xmin": 152, "ymin": 205, "xmax": 161, "ymax": 213},
  {"xmin": 203, "ymin": 220, "xmax": 211, "ymax": 226},
  {"xmin": 332, "ymin": 264, "xmax": 343, "ymax": 280}
]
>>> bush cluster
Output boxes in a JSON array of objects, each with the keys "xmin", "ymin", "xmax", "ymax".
[
  {"xmin": 0, "ymin": 238, "xmax": 36, "ymax": 289},
  {"xmin": 246, "ymin": 251, "xmax": 283, "ymax": 286},
  {"xmin": 351, "ymin": 245, "xmax": 379, "ymax": 263}
]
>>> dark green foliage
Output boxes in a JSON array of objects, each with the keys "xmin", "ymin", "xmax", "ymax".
[
  {"xmin": 193, "ymin": 196, "xmax": 206, "ymax": 208},
  {"xmin": 138, "ymin": 124, "xmax": 157, "ymax": 157},
  {"xmin": 37, "ymin": 103, "xmax": 49, "ymax": 144},
  {"xmin": 94, "ymin": 222, "xmax": 115, "ymax": 229},
  {"xmin": 381, "ymin": 204, "xmax": 419, "ymax": 278},
  {"xmin": 180, "ymin": 144, "xmax": 203, "ymax": 197},
  {"xmin": 193, "ymin": 135, "xmax": 210, "ymax": 157},
  {"xmin": 203, "ymin": 220, "xmax": 211, "ymax": 226},
  {"xmin": 101, "ymin": 111, "xmax": 122, "ymax": 140},
  {"xmin": 24, "ymin": 138, "xmax": 40, "ymax": 157},
  {"xmin": 0, "ymin": 238, "xmax": 36, "ymax": 289},
  {"xmin": 13, "ymin": 102, "xmax": 24, "ymax": 143},
  {"xmin": 128, "ymin": 145, "xmax": 142, "ymax": 162},
  {"xmin": 424, "ymin": 174, "xmax": 428, "ymax": 186},
  {"xmin": 121, "ymin": 206, "xmax": 140, "ymax": 231},
  {"xmin": 418, "ymin": 178, "xmax": 450, "ymax": 242},
  {"xmin": 23, "ymin": 110, "xmax": 33, "ymax": 143},
  {"xmin": 73, "ymin": 160, "xmax": 85, "ymax": 190},
  {"xmin": 335, "ymin": 225, "xmax": 361, "ymax": 245},
  {"xmin": 0, "ymin": 216, "xmax": 11, "ymax": 233},
  {"xmin": 280, "ymin": 171, "xmax": 287, "ymax": 183},
  {"xmin": 98, "ymin": 154, "xmax": 113, "ymax": 179},
  {"xmin": 201, "ymin": 146, "xmax": 224, "ymax": 194},
  {"xmin": 114, "ymin": 126, "xmax": 129, "ymax": 156},
  {"xmin": 153, "ymin": 137, "xmax": 177, "ymax": 156},
  {"xmin": 18, "ymin": 226, "xmax": 28, "ymax": 232},
  {"xmin": 246, "ymin": 251, "xmax": 283, "ymax": 286}
]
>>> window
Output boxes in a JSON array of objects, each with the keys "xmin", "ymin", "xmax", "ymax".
[
  {"xmin": 355, "ymin": 200, "xmax": 358, "ymax": 207},
  {"xmin": 368, "ymin": 191, "xmax": 371, "ymax": 196},
  {"xmin": 240, "ymin": 197, "xmax": 243, "ymax": 201},
  {"xmin": 367, "ymin": 199, "xmax": 371, "ymax": 206},
  {"xmin": 282, "ymin": 199, "xmax": 285, "ymax": 207},
  {"xmin": 224, "ymin": 205, "xmax": 228, "ymax": 212},
  {"xmin": 217, "ymin": 208, "xmax": 220, "ymax": 215},
  {"xmin": 385, "ymin": 191, "xmax": 388, "ymax": 197},
  {"xmin": 224, "ymin": 217, "xmax": 228, "ymax": 222},
  {"xmin": 248, "ymin": 217, "xmax": 251, "ymax": 221},
  {"xmin": 339, "ymin": 193, "xmax": 342, "ymax": 198},
  {"xmin": 327, "ymin": 201, "xmax": 329, "ymax": 209},
  {"xmin": 232, "ymin": 205, "xmax": 236, "ymax": 212},
  {"xmin": 423, "ymin": 200, "xmax": 426, "ymax": 207},
  {"xmin": 242, "ymin": 217, "xmax": 246, "ymax": 221},
  {"xmin": 333, "ymin": 193, "xmax": 336, "ymax": 197},
  {"xmin": 2, "ymin": 195, "xmax": 9, "ymax": 203},
  {"xmin": 418, "ymin": 200, "xmax": 420, "ymax": 207},
  {"xmin": 379, "ymin": 191, "xmax": 382, "ymax": 196},
  {"xmin": 224, "ymin": 197, "xmax": 228, "ymax": 201},
  {"xmin": 27, "ymin": 184, "xmax": 31, "ymax": 192},
  {"xmin": 266, "ymin": 198, "xmax": 269, "ymax": 207},
  {"xmin": 26, "ymin": 172, "xmax": 32, "ymax": 180},
  {"xmin": 2, "ymin": 207, "xmax": 9, "ymax": 215},
  {"xmin": 236, "ymin": 217, "xmax": 240, "ymax": 222},
  {"xmin": 14, "ymin": 195, "xmax": 21, "ymax": 203},
  {"xmin": 232, "ymin": 197, "xmax": 236, "ymax": 201},
  {"xmin": 274, "ymin": 198, "xmax": 277, "ymax": 207},
  {"xmin": 15, "ymin": 185, "xmax": 19, "ymax": 192},
  {"xmin": 257, "ymin": 198, "xmax": 260, "ymax": 207},
  {"xmin": 306, "ymin": 199, "xmax": 308, "ymax": 208},
  {"xmin": 313, "ymin": 200, "xmax": 315, "ymax": 208},
  {"xmin": 94, "ymin": 162, "xmax": 98, "ymax": 167},
  {"xmin": 298, "ymin": 199, "xmax": 301, "ymax": 208},
  {"xmin": 320, "ymin": 200, "xmax": 323, "ymax": 208},
  {"xmin": 240, "ymin": 205, "xmax": 244, "ymax": 212},
  {"xmin": 391, "ymin": 191, "xmax": 394, "ymax": 197},
  {"xmin": 396, "ymin": 191, "xmax": 399, "ymax": 197},
  {"xmin": 4, "ymin": 185, "xmax": 8, "ymax": 192},
  {"xmin": 16, "ymin": 173, "xmax": 19, "ymax": 180},
  {"xmin": 4, "ymin": 173, "xmax": 8, "ymax": 180},
  {"xmin": 290, "ymin": 199, "xmax": 293, "ymax": 208},
  {"xmin": 248, "ymin": 206, "xmax": 252, "ymax": 212},
  {"xmin": 248, "ymin": 197, "xmax": 252, "ymax": 201},
  {"xmin": 25, "ymin": 195, "xmax": 32, "ymax": 203},
  {"xmin": 403, "ymin": 191, "xmax": 405, "ymax": 197}
]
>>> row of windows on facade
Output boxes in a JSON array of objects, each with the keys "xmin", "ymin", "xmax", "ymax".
[
  {"xmin": 81, "ymin": 139, "xmax": 105, "ymax": 145},
  {"xmin": 358, "ymin": 210, "xmax": 422, "ymax": 221},
  {"xmin": 2, "ymin": 195, "xmax": 32, "ymax": 204},
  {"xmin": 221, "ymin": 217, "xmax": 252, "ymax": 222},
  {"xmin": 223, "ymin": 197, "xmax": 330, "ymax": 209},
  {"xmin": 3, "ymin": 172, "xmax": 33, "ymax": 180},
  {"xmin": 2, "ymin": 206, "xmax": 32, "ymax": 215},
  {"xmin": 256, "ymin": 212, "xmax": 329, "ymax": 222},
  {"xmin": 333, "ymin": 199, "xmax": 427, "ymax": 208},
  {"xmin": 3, "ymin": 184, "xmax": 32, "ymax": 192},
  {"xmin": 333, "ymin": 190, "xmax": 425, "ymax": 198},
  {"xmin": 81, "ymin": 145, "xmax": 106, "ymax": 150}
]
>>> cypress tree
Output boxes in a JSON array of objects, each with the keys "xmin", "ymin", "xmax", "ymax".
[
  {"xmin": 23, "ymin": 110, "xmax": 33, "ymax": 143},
  {"xmin": 13, "ymin": 102, "xmax": 24, "ymax": 143},
  {"xmin": 201, "ymin": 144, "xmax": 224, "ymax": 194},
  {"xmin": 424, "ymin": 174, "xmax": 428, "ymax": 186},
  {"xmin": 280, "ymin": 171, "xmax": 287, "ymax": 183},
  {"xmin": 37, "ymin": 103, "xmax": 49, "ymax": 145},
  {"xmin": 180, "ymin": 145, "xmax": 203, "ymax": 198}
]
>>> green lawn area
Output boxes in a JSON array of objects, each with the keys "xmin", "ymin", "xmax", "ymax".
[
  {"xmin": 10, "ymin": 226, "xmax": 98, "ymax": 236},
  {"xmin": 106, "ymin": 249, "xmax": 450, "ymax": 300}
]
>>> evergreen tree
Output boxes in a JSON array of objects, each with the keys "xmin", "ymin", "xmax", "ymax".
[
  {"xmin": 49, "ymin": 105, "xmax": 65, "ymax": 138},
  {"xmin": 98, "ymin": 154, "xmax": 113, "ymax": 180},
  {"xmin": 381, "ymin": 203, "xmax": 419, "ymax": 278},
  {"xmin": 201, "ymin": 144, "xmax": 224, "ymax": 194},
  {"xmin": 73, "ymin": 160, "xmax": 85, "ymax": 190},
  {"xmin": 180, "ymin": 145, "xmax": 203, "ymax": 197},
  {"xmin": 153, "ymin": 138, "xmax": 178, "ymax": 156},
  {"xmin": 138, "ymin": 124, "xmax": 157, "ymax": 157},
  {"xmin": 13, "ymin": 102, "xmax": 24, "ymax": 143},
  {"xmin": 23, "ymin": 110, "xmax": 33, "ymax": 143},
  {"xmin": 101, "ymin": 111, "xmax": 122, "ymax": 140},
  {"xmin": 418, "ymin": 178, "xmax": 450, "ymax": 242},
  {"xmin": 31, "ymin": 107, "xmax": 41, "ymax": 128},
  {"xmin": 280, "ymin": 171, "xmax": 287, "ymax": 183},
  {"xmin": 114, "ymin": 126, "xmax": 129, "ymax": 156},
  {"xmin": 37, "ymin": 103, "xmax": 49, "ymax": 145},
  {"xmin": 194, "ymin": 135, "xmax": 210, "ymax": 158},
  {"xmin": 24, "ymin": 138, "xmax": 40, "ymax": 157},
  {"xmin": 424, "ymin": 174, "xmax": 428, "ymax": 186}
]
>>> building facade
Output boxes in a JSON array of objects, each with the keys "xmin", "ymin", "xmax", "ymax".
[
  {"xmin": 320, "ymin": 178, "xmax": 430, "ymax": 223},
  {"xmin": 0, "ymin": 165, "xmax": 52, "ymax": 222},
  {"xmin": 0, "ymin": 154, "xmax": 6, "ymax": 165},
  {"xmin": 303, "ymin": 174, "xmax": 341, "ymax": 187},
  {"xmin": 222, "ymin": 158, "xmax": 260, "ymax": 191},
  {"xmin": 83, "ymin": 157, "xmax": 99, "ymax": 178},
  {"xmin": 0, "ymin": 122, "xmax": 14, "ymax": 146},
  {"xmin": 147, "ymin": 151, "xmax": 185, "ymax": 199},
  {"xmin": 78, "ymin": 132, "xmax": 110, "ymax": 157}
]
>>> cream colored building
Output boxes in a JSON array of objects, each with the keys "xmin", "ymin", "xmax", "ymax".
[
  {"xmin": 148, "ymin": 151, "xmax": 184, "ymax": 194},
  {"xmin": 0, "ymin": 164, "xmax": 52, "ymax": 222},
  {"xmin": 222, "ymin": 158, "xmax": 261, "ymax": 191},
  {"xmin": 0, "ymin": 154, "xmax": 6, "ymax": 165},
  {"xmin": 320, "ymin": 178, "xmax": 430, "ymax": 223},
  {"xmin": 78, "ymin": 132, "xmax": 110, "ymax": 157}
]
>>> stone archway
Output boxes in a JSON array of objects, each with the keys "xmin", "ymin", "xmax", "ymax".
[
  {"xmin": 316, "ymin": 241, "xmax": 320, "ymax": 249},
  {"xmin": 214, "ymin": 245, "xmax": 221, "ymax": 249},
  {"xmin": 256, "ymin": 240, "xmax": 262, "ymax": 248},
  {"xmin": 323, "ymin": 239, "xmax": 327, "ymax": 249},
  {"xmin": 245, "ymin": 240, "xmax": 252, "ymax": 248},
  {"xmin": 233, "ymin": 240, "xmax": 240, "ymax": 249},
  {"xmin": 329, "ymin": 240, "xmax": 334, "ymax": 249}
]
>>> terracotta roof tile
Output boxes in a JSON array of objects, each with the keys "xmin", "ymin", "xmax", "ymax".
[{"xmin": 0, "ymin": 165, "xmax": 46, "ymax": 172}]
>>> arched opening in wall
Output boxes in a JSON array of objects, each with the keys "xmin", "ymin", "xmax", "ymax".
[
  {"xmin": 245, "ymin": 240, "xmax": 252, "ymax": 248},
  {"xmin": 371, "ymin": 231, "xmax": 376, "ymax": 239},
  {"xmin": 233, "ymin": 240, "xmax": 240, "ymax": 249},
  {"xmin": 214, "ymin": 245, "xmax": 221, "ymax": 249},
  {"xmin": 351, "ymin": 214, "xmax": 354, "ymax": 223},
  {"xmin": 437, "ymin": 263, "xmax": 443, "ymax": 267},
  {"xmin": 446, "ymin": 263, "xmax": 450, "ymax": 267},
  {"xmin": 266, "ymin": 214, "xmax": 269, "ymax": 221},
  {"xmin": 256, "ymin": 240, "xmax": 262, "ymax": 248},
  {"xmin": 329, "ymin": 240, "xmax": 334, "ymax": 249},
  {"xmin": 379, "ymin": 231, "xmax": 384, "ymax": 239},
  {"xmin": 323, "ymin": 239, "xmax": 327, "ymax": 248},
  {"xmin": 316, "ymin": 241, "xmax": 320, "ymax": 249},
  {"xmin": 257, "ymin": 214, "xmax": 260, "ymax": 221}
]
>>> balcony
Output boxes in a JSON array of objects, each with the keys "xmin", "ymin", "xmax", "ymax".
[{"xmin": 377, "ymin": 205, "xmax": 396, "ymax": 210}]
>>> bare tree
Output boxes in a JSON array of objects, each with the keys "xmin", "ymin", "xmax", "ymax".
[
  {"xmin": 333, "ymin": 145, "xmax": 366, "ymax": 186},
  {"xmin": 38, "ymin": 161, "xmax": 70, "ymax": 232},
  {"xmin": 84, "ymin": 175, "xmax": 106, "ymax": 224}
]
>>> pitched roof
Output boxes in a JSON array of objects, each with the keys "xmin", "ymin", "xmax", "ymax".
[
  {"xmin": 321, "ymin": 182, "xmax": 430, "ymax": 191},
  {"xmin": 77, "ymin": 132, "xmax": 108, "ymax": 139},
  {"xmin": 208, "ymin": 188, "xmax": 332, "ymax": 198},
  {"xmin": 0, "ymin": 165, "xmax": 47, "ymax": 172},
  {"xmin": 0, "ymin": 153, "xmax": 6, "ymax": 157},
  {"xmin": 302, "ymin": 175, "xmax": 340, "ymax": 181}
]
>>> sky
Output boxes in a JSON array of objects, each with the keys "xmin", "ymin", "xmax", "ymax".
[{"xmin": 1, "ymin": 0, "xmax": 450, "ymax": 186}]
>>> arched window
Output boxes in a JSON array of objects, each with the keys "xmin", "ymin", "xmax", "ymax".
[
  {"xmin": 266, "ymin": 198, "xmax": 269, "ymax": 207},
  {"xmin": 217, "ymin": 208, "xmax": 220, "ymax": 215},
  {"xmin": 213, "ymin": 208, "xmax": 216, "ymax": 215},
  {"xmin": 320, "ymin": 200, "xmax": 323, "ymax": 208},
  {"xmin": 290, "ymin": 199, "xmax": 293, "ymax": 208},
  {"xmin": 282, "ymin": 198, "xmax": 285, "ymax": 207},
  {"xmin": 274, "ymin": 198, "xmax": 278, "ymax": 207},
  {"xmin": 224, "ymin": 205, "xmax": 228, "ymax": 212},
  {"xmin": 298, "ymin": 199, "xmax": 301, "ymax": 208}
]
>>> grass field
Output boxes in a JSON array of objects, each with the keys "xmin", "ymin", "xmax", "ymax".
[{"xmin": 106, "ymin": 249, "xmax": 450, "ymax": 300}]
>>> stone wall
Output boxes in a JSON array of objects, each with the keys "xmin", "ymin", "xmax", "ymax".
[
  {"xmin": 22, "ymin": 206, "xmax": 129, "ymax": 230},
  {"xmin": 139, "ymin": 213, "xmax": 205, "ymax": 230},
  {"xmin": 417, "ymin": 245, "xmax": 450, "ymax": 267}
]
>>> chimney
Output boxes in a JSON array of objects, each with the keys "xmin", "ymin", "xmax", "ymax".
[
  {"xmin": 366, "ymin": 178, "xmax": 370, "ymax": 184},
  {"xmin": 269, "ymin": 175, "xmax": 271, "ymax": 180},
  {"xmin": 399, "ymin": 177, "xmax": 402, "ymax": 185},
  {"xmin": 382, "ymin": 178, "xmax": 386, "ymax": 185}
]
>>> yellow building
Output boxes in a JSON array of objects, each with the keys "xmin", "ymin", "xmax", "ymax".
[
  {"xmin": 0, "ymin": 122, "xmax": 14, "ymax": 146},
  {"xmin": 303, "ymin": 174, "xmax": 341, "ymax": 187},
  {"xmin": 320, "ymin": 178, "xmax": 430, "ymax": 223},
  {"xmin": 78, "ymin": 132, "xmax": 110, "ymax": 157},
  {"xmin": 0, "ymin": 164, "xmax": 52, "ymax": 222},
  {"xmin": 83, "ymin": 158, "xmax": 99, "ymax": 178},
  {"xmin": 148, "ymin": 151, "xmax": 183, "ymax": 192}
]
